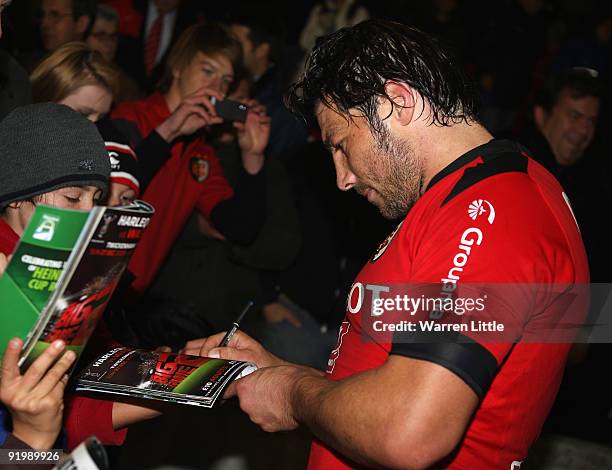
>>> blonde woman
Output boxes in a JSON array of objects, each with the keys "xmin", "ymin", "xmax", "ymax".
[{"xmin": 30, "ymin": 42, "xmax": 118, "ymax": 122}]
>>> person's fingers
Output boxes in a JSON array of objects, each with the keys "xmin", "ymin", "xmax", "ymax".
[
  {"xmin": 183, "ymin": 333, "xmax": 226, "ymax": 356},
  {"xmin": 190, "ymin": 86, "xmax": 224, "ymax": 102},
  {"xmin": 206, "ymin": 346, "xmax": 259, "ymax": 363},
  {"xmin": 197, "ymin": 333, "xmax": 231, "ymax": 356},
  {"xmin": 246, "ymin": 111, "xmax": 270, "ymax": 127},
  {"xmin": 229, "ymin": 330, "xmax": 261, "ymax": 350},
  {"xmin": 184, "ymin": 338, "xmax": 208, "ymax": 349},
  {"xmin": 223, "ymin": 380, "xmax": 239, "ymax": 399},
  {"xmin": 198, "ymin": 330, "xmax": 260, "ymax": 357},
  {"xmin": 48, "ymin": 373, "xmax": 70, "ymax": 400},
  {"xmin": 244, "ymin": 99, "xmax": 264, "ymax": 111},
  {"xmin": 187, "ymin": 104, "xmax": 224, "ymax": 126},
  {"xmin": 174, "ymin": 103, "xmax": 213, "ymax": 130},
  {"xmin": 185, "ymin": 96, "xmax": 217, "ymax": 116},
  {"xmin": 155, "ymin": 346, "xmax": 172, "ymax": 353},
  {"xmin": 174, "ymin": 104, "xmax": 223, "ymax": 131},
  {"xmin": 33, "ymin": 350, "xmax": 75, "ymax": 397},
  {"xmin": 248, "ymin": 104, "xmax": 266, "ymax": 115},
  {"xmin": 207, "ymin": 116, "xmax": 224, "ymax": 126},
  {"xmin": 20, "ymin": 340, "xmax": 66, "ymax": 390},
  {"xmin": 258, "ymin": 116, "xmax": 272, "ymax": 126},
  {"xmin": 184, "ymin": 103, "xmax": 213, "ymax": 121},
  {"xmin": 1, "ymin": 338, "xmax": 23, "ymax": 385},
  {"xmin": 233, "ymin": 122, "xmax": 246, "ymax": 131}
]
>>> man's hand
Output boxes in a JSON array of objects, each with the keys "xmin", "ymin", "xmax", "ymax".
[
  {"xmin": 235, "ymin": 100, "xmax": 271, "ymax": 175},
  {"xmin": 225, "ymin": 365, "xmax": 320, "ymax": 432},
  {"xmin": 156, "ymin": 87, "xmax": 225, "ymax": 142},
  {"xmin": 182, "ymin": 330, "xmax": 285, "ymax": 368},
  {"xmin": 1, "ymin": 338, "xmax": 75, "ymax": 450}
]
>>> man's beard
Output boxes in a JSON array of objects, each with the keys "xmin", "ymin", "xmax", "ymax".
[{"xmin": 357, "ymin": 125, "xmax": 424, "ymax": 220}]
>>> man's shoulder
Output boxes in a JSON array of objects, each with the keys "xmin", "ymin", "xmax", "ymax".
[
  {"xmin": 421, "ymin": 140, "xmax": 564, "ymax": 217},
  {"xmin": 406, "ymin": 141, "xmax": 581, "ymax": 263}
]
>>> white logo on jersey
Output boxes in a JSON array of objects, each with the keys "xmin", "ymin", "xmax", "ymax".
[
  {"xmin": 468, "ymin": 199, "xmax": 496, "ymax": 224},
  {"xmin": 510, "ymin": 460, "xmax": 523, "ymax": 469},
  {"xmin": 431, "ymin": 200, "xmax": 492, "ymax": 319},
  {"xmin": 326, "ymin": 321, "xmax": 350, "ymax": 374}
]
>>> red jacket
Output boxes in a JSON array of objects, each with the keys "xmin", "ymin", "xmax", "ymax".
[{"xmin": 112, "ymin": 92, "xmax": 234, "ymax": 293}]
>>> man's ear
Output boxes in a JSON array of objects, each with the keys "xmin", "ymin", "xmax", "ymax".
[
  {"xmin": 75, "ymin": 15, "xmax": 92, "ymax": 37},
  {"xmin": 533, "ymin": 105, "xmax": 547, "ymax": 130},
  {"xmin": 383, "ymin": 81, "xmax": 415, "ymax": 126}
]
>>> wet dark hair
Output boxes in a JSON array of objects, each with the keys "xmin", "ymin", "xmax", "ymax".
[
  {"xmin": 535, "ymin": 67, "xmax": 602, "ymax": 112},
  {"xmin": 285, "ymin": 19, "xmax": 478, "ymax": 132}
]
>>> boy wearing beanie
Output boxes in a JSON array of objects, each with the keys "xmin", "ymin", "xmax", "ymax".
[
  {"xmin": 0, "ymin": 102, "xmax": 110, "ymax": 271},
  {"xmin": 0, "ymin": 103, "xmax": 158, "ymax": 453}
]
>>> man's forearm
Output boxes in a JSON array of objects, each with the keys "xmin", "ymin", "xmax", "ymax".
[
  {"xmin": 288, "ymin": 356, "xmax": 477, "ymax": 469},
  {"xmin": 291, "ymin": 368, "xmax": 391, "ymax": 468}
]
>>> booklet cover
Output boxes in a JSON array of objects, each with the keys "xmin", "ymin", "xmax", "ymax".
[
  {"xmin": 75, "ymin": 348, "xmax": 257, "ymax": 408},
  {"xmin": 0, "ymin": 201, "xmax": 154, "ymax": 369}
]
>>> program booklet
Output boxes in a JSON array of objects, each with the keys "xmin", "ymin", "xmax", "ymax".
[
  {"xmin": 0, "ymin": 201, "xmax": 154, "ymax": 369},
  {"xmin": 75, "ymin": 347, "xmax": 257, "ymax": 408}
]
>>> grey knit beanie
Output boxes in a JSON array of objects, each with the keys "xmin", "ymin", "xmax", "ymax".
[{"xmin": 0, "ymin": 103, "xmax": 110, "ymax": 210}]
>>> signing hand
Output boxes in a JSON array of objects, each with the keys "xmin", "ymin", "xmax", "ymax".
[
  {"xmin": 236, "ymin": 100, "xmax": 271, "ymax": 174},
  {"xmin": 1, "ymin": 338, "xmax": 75, "ymax": 450},
  {"xmin": 156, "ymin": 86, "xmax": 225, "ymax": 142},
  {"xmin": 225, "ymin": 365, "xmax": 315, "ymax": 432},
  {"xmin": 182, "ymin": 330, "xmax": 285, "ymax": 368}
]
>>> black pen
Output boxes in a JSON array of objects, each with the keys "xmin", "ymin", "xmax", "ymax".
[{"xmin": 218, "ymin": 300, "xmax": 254, "ymax": 347}]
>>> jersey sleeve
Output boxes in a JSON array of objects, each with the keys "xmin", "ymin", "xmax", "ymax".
[
  {"xmin": 390, "ymin": 174, "xmax": 560, "ymax": 399},
  {"xmin": 110, "ymin": 102, "xmax": 147, "ymax": 148},
  {"xmin": 64, "ymin": 395, "xmax": 128, "ymax": 450}
]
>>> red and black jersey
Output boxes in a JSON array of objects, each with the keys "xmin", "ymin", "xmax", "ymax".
[
  {"xmin": 309, "ymin": 140, "xmax": 589, "ymax": 469},
  {"xmin": 112, "ymin": 92, "xmax": 234, "ymax": 293}
]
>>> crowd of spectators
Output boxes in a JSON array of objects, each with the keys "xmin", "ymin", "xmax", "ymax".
[{"xmin": 0, "ymin": 0, "xmax": 611, "ymax": 468}]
